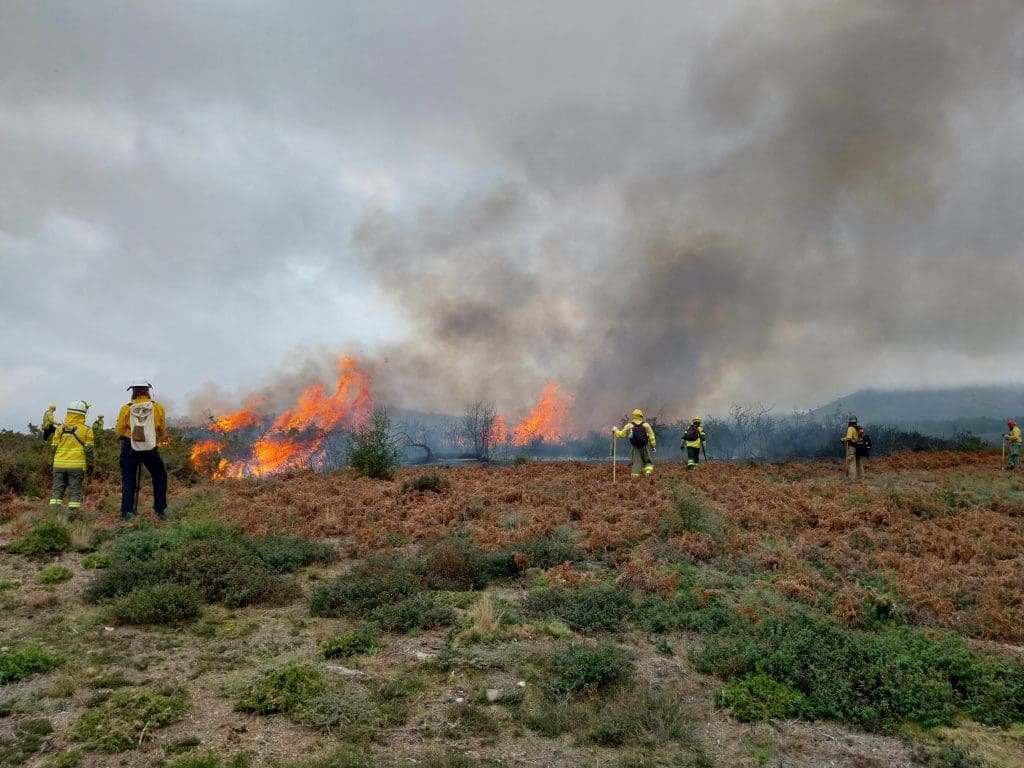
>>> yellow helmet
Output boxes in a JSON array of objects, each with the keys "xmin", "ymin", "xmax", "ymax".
[
  {"xmin": 692, "ymin": 416, "xmax": 702, "ymax": 424},
  {"xmin": 631, "ymin": 409, "xmax": 644, "ymax": 420}
]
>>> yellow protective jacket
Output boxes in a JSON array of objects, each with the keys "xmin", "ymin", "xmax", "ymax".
[
  {"xmin": 615, "ymin": 419, "xmax": 656, "ymax": 448},
  {"xmin": 115, "ymin": 395, "xmax": 167, "ymax": 440},
  {"xmin": 51, "ymin": 413, "xmax": 95, "ymax": 470},
  {"xmin": 842, "ymin": 426, "xmax": 859, "ymax": 444},
  {"xmin": 684, "ymin": 425, "xmax": 706, "ymax": 449},
  {"xmin": 1006, "ymin": 426, "xmax": 1022, "ymax": 443}
]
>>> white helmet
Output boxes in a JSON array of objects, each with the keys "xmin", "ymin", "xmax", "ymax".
[
  {"xmin": 127, "ymin": 378, "xmax": 152, "ymax": 391},
  {"xmin": 67, "ymin": 400, "xmax": 90, "ymax": 415}
]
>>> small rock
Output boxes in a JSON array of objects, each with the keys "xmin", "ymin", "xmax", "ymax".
[
  {"xmin": 324, "ymin": 665, "xmax": 366, "ymax": 679},
  {"xmin": 485, "ymin": 688, "xmax": 501, "ymax": 703}
]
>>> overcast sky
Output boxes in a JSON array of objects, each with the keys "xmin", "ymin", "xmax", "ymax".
[{"xmin": 2, "ymin": 0, "xmax": 1023, "ymax": 432}]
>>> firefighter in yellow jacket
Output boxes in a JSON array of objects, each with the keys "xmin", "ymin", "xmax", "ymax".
[
  {"xmin": 682, "ymin": 417, "xmax": 707, "ymax": 470},
  {"xmin": 1004, "ymin": 419, "xmax": 1021, "ymax": 470},
  {"xmin": 612, "ymin": 409, "xmax": 657, "ymax": 478},
  {"xmin": 49, "ymin": 400, "xmax": 95, "ymax": 513},
  {"xmin": 116, "ymin": 379, "xmax": 168, "ymax": 519},
  {"xmin": 841, "ymin": 415, "xmax": 864, "ymax": 480}
]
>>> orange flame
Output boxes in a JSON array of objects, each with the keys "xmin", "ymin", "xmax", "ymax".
[
  {"xmin": 490, "ymin": 413, "xmax": 509, "ymax": 446},
  {"xmin": 512, "ymin": 381, "xmax": 573, "ymax": 445},
  {"xmin": 192, "ymin": 356, "xmax": 373, "ymax": 478}
]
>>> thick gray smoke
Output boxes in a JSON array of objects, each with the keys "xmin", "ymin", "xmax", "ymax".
[{"xmin": 354, "ymin": 1, "xmax": 1024, "ymax": 428}]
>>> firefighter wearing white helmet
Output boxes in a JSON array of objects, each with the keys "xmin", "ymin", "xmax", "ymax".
[
  {"xmin": 115, "ymin": 379, "xmax": 168, "ymax": 520},
  {"xmin": 49, "ymin": 400, "xmax": 95, "ymax": 513},
  {"xmin": 612, "ymin": 408, "xmax": 657, "ymax": 478}
]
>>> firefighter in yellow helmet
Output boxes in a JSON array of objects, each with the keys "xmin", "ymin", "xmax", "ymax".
[
  {"xmin": 116, "ymin": 379, "xmax": 168, "ymax": 520},
  {"xmin": 49, "ymin": 400, "xmax": 95, "ymax": 514},
  {"xmin": 1004, "ymin": 419, "xmax": 1021, "ymax": 470},
  {"xmin": 612, "ymin": 408, "xmax": 656, "ymax": 478},
  {"xmin": 681, "ymin": 416, "xmax": 706, "ymax": 470}
]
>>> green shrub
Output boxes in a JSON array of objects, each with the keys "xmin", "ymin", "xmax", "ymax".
[
  {"xmin": 42, "ymin": 748, "xmax": 84, "ymax": 768},
  {"xmin": 291, "ymin": 688, "xmax": 375, "ymax": 736},
  {"xmin": 589, "ymin": 687, "xmax": 697, "ymax": 747},
  {"xmin": 5, "ymin": 518, "xmax": 72, "ymax": 555},
  {"xmin": 0, "ymin": 644, "xmax": 65, "ymax": 684},
  {"xmin": 371, "ymin": 593, "xmax": 456, "ymax": 632},
  {"xmin": 525, "ymin": 583, "xmax": 633, "ymax": 631},
  {"xmin": 320, "ymin": 625, "xmax": 380, "ymax": 659},
  {"xmin": 911, "ymin": 741, "xmax": 989, "ymax": 768},
  {"xmin": 310, "ymin": 565, "xmax": 420, "ymax": 618},
  {"xmin": 81, "ymin": 553, "xmax": 110, "ymax": 569},
  {"xmin": 714, "ymin": 672, "xmax": 806, "ymax": 721},
  {"xmin": 235, "ymin": 664, "xmax": 326, "ymax": 716},
  {"xmin": 402, "ymin": 472, "xmax": 449, "ymax": 493},
  {"xmin": 508, "ymin": 530, "xmax": 583, "ymax": 568},
  {"xmin": 418, "ymin": 535, "xmax": 515, "ymax": 591},
  {"xmin": 107, "ymin": 583, "xmax": 202, "ymax": 624},
  {"xmin": 347, "ymin": 408, "xmax": 399, "ymax": 480},
  {"xmin": 72, "ymin": 686, "xmax": 188, "ymax": 752},
  {"xmin": 0, "ymin": 717, "xmax": 53, "ymax": 766},
  {"xmin": 36, "ymin": 565, "xmax": 74, "ymax": 584},
  {"xmin": 544, "ymin": 643, "xmax": 632, "ymax": 700},
  {"xmin": 692, "ymin": 607, "xmax": 1024, "ymax": 731},
  {"xmin": 251, "ymin": 534, "xmax": 335, "ymax": 573}
]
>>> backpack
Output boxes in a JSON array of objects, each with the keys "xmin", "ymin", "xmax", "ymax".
[
  {"xmin": 855, "ymin": 433, "xmax": 872, "ymax": 457},
  {"xmin": 129, "ymin": 401, "xmax": 157, "ymax": 450},
  {"xmin": 628, "ymin": 423, "xmax": 649, "ymax": 448},
  {"xmin": 683, "ymin": 424, "xmax": 700, "ymax": 442},
  {"xmin": 41, "ymin": 424, "xmax": 56, "ymax": 441}
]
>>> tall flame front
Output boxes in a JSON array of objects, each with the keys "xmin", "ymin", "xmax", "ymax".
[
  {"xmin": 511, "ymin": 381, "xmax": 573, "ymax": 446},
  {"xmin": 190, "ymin": 357, "xmax": 373, "ymax": 478}
]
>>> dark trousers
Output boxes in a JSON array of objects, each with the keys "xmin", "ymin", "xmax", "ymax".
[{"xmin": 119, "ymin": 438, "xmax": 168, "ymax": 518}]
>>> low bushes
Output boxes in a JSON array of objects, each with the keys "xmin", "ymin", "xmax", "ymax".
[
  {"xmin": 85, "ymin": 520, "xmax": 334, "ymax": 623},
  {"xmin": 0, "ymin": 644, "xmax": 65, "ymax": 684},
  {"xmin": 72, "ymin": 686, "xmax": 188, "ymax": 752},
  {"xmin": 695, "ymin": 607, "xmax": 1024, "ymax": 731},
  {"xmin": 543, "ymin": 642, "xmax": 632, "ymax": 700},
  {"xmin": 5, "ymin": 518, "xmax": 73, "ymax": 556}
]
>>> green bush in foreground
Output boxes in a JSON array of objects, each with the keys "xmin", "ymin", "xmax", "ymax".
[
  {"xmin": 167, "ymin": 753, "xmax": 224, "ymax": 768},
  {"xmin": 695, "ymin": 607, "xmax": 1024, "ymax": 731},
  {"xmin": 235, "ymin": 663, "xmax": 327, "ymax": 715},
  {"xmin": 544, "ymin": 643, "xmax": 632, "ymax": 700},
  {"xmin": 0, "ymin": 644, "xmax": 65, "ymax": 684},
  {"xmin": 72, "ymin": 686, "xmax": 188, "ymax": 752},
  {"xmin": 0, "ymin": 717, "xmax": 53, "ymax": 766},
  {"xmin": 525, "ymin": 583, "xmax": 634, "ymax": 632},
  {"xmin": 347, "ymin": 407, "xmax": 399, "ymax": 480},
  {"xmin": 5, "ymin": 518, "xmax": 72, "ymax": 556},
  {"xmin": 320, "ymin": 625, "xmax": 380, "ymax": 659},
  {"xmin": 714, "ymin": 672, "xmax": 806, "ymax": 722},
  {"xmin": 107, "ymin": 582, "xmax": 203, "ymax": 624},
  {"xmin": 37, "ymin": 565, "xmax": 74, "ymax": 584},
  {"xmin": 310, "ymin": 565, "xmax": 420, "ymax": 618}
]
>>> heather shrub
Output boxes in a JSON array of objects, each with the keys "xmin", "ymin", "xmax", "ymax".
[
  {"xmin": 713, "ymin": 672, "xmax": 806, "ymax": 721},
  {"xmin": 72, "ymin": 686, "xmax": 188, "ymax": 752},
  {"xmin": 544, "ymin": 643, "xmax": 632, "ymax": 700},
  {"xmin": 694, "ymin": 607, "xmax": 1024, "ymax": 731},
  {"xmin": 589, "ymin": 687, "xmax": 698, "ymax": 747},
  {"xmin": 167, "ymin": 754, "xmax": 222, "ymax": 768},
  {"xmin": 310, "ymin": 564, "xmax": 421, "ymax": 618},
  {"xmin": 0, "ymin": 430, "xmax": 50, "ymax": 496},
  {"xmin": 0, "ymin": 717, "xmax": 53, "ymax": 766},
  {"xmin": 235, "ymin": 663, "xmax": 326, "ymax": 716},
  {"xmin": 36, "ymin": 565, "xmax": 73, "ymax": 584},
  {"xmin": 0, "ymin": 644, "xmax": 65, "ymax": 684},
  {"xmin": 418, "ymin": 535, "xmax": 516, "ymax": 590},
  {"xmin": 319, "ymin": 625, "xmax": 380, "ymax": 659},
  {"xmin": 525, "ymin": 583, "xmax": 633, "ymax": 632},
  {"xmin": 402, "ymin": 472, "xmax": 449, "ymax": 493},
  {"xmin": 5, "ymin": 518, "xmax": 73, "ymax": 555},
  {"xmin": 86, "ymin": 520, "xmax": 328, "ymax": 616},
  {"xmin": 371, "ymin": 592, "xmax": 456, "ymax": 632},
  {"xmin": 106, "ymin": 583, "xmax": 203, "ymax": 625},
  {"xmin": 507, "ymin": 529, "xmax": 583, "ymax": 568},
  {"xmin": 81, "ymin": 553, "xmax": 110, "ymax": 569}
]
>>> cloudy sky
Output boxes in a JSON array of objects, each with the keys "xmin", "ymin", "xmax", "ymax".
[{"xmin": 2, "ymin": 0, "xmax": 1023, "ymax": 432}]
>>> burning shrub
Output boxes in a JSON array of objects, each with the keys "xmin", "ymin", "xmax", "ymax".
[{"xmin": 347, "ymin": 407, "xmax": 399, "ymax": 480}]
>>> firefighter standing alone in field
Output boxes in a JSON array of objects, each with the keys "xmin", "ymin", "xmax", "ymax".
[
  {"xmin": 612, "ymin": 409, "xmax": 657, "ymax": 478},
  {"xmin": 116, "ymin": 379, "xmax": 168, "ymax": 520},
  {"xmin": 49, "ymin": 400, "xmax": 95, "ymax": 514},
  {"xmin": 1004, "ymin": 419, "xmax": 1021, "ymax": 470},
  {"xmin": 841, "ymin": 416, "xmax": 864, "ymax": 481}
]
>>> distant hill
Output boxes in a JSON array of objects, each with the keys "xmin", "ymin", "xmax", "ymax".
[{"xmin": 811, "ymin": 386, "xmax": 1024, "ymax": 438}]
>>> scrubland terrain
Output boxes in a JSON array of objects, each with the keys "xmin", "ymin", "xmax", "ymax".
[{"xmin": 2, "ymin": 450, "xmax": 1023, "ymax": 768}]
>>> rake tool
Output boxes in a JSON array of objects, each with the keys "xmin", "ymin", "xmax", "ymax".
[{"xmin": 611, "ymin": 430, "xmax": 617, "ymax": 484}]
